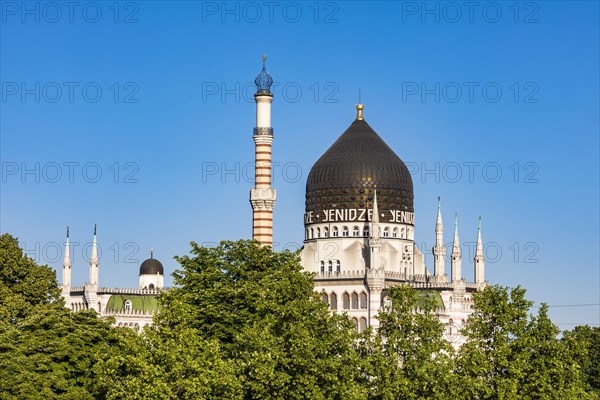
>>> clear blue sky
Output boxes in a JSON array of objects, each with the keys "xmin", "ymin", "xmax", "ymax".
[{"xmin": 1, "ymin": 1, "xmax": 598, "ymax": 328}]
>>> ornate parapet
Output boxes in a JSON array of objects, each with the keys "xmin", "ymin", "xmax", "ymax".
[{"xmin": 97, "ymin": 287, "xmax": 161, "ymax": 295}]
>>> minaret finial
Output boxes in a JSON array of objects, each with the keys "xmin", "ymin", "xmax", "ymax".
[
  {"xmin": 150, "ymin": 248, "xmax": 154, "ymax": 259},
  {"xmin": 355, "ymin": 103, "xmax": 364, "ymax": 121},
  {"xmin": 478, "ymin": 216, "xmax": 481, "ymax": 229},
  {"xmin": 255, "ymin": 55, "xmax": 273, "ymax": 94},
  {"xmin": 67, "ymin": 226, "xmax": 69, "ymax": 238},
  {"xmin": 93, "ymin": 224, "xmax": 96, "ymax": 235}
]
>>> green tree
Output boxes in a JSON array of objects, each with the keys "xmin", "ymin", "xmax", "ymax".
[
  {"xmin": 99, "ymin": 240, "xmax": 366, "ymax": 399},
  {"xmin": 0, "ymin": 233, "xmax": 62, "ymax": 326},
  {"xmin": 359, "ymin": 286, "xmax": 457, "ymax": 400},
  {"xmin": 456, "ymin": 285, "xmax": 591, "ymax": 399},
  {"xmin": 563, "ymin": 325, "xmax": 600, "ymax": 397},
  {"xmin": 0, "ymin": 233, "xmax": 132, "ymax": 399}
]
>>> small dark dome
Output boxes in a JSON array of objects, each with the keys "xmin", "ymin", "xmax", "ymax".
[
  {"xmin": 139, "ymin": 257, "xmax": 164, "ymax": 275},
  {"xmin": 306, "ymin": 117, "xmax": 413, "ymax": 217}
]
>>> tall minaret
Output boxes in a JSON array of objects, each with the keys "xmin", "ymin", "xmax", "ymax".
[
  {"xmin": 432, "ymin": 196, "xmax": 446, "ymax": 279},
  {"xmin": 474, "ymin": 217, "xmax": 485, "ymax": 285},
  {"xmin": 62, "ymin": 226, "xmax": 72, "ymax": 307},
  {"xmin": 369, "ymin": 189, "xmax": 382, "ymax": 270},
  {"xmin": 451, "ymin": 214, "xmax": 462, "ymax": 282},
  {"xmin": 367, "ymin": 186, "xmax": 385, "ymax": 330},
  {"xmin": 249, "ymin": 56, "xmax": 276, "ymax": 246},
  {"xmin": 89, "ymin": 224, "xmax": 99, "ymax": 286}
]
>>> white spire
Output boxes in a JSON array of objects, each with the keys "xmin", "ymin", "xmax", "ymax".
[
  {"xmin": 474, "ymin": 217, "xmax": 485, "ymax": 284},
  {"xmin": 62, "ymin": 226, "xmax": 71, "ymax": 288},
  {"xmin": 451, "ymin": 213, "xmax": 462, "ymax": 281},
  {"xmin": 369, "ymin": 189, "xmax": 382, "ymax": 270},
  {"xmin": 372, "ymin": 189, "xmax": 379, "ymax": 238},
  {"xmin": 89, "ymin": 224, "xmax": 99, "ymax": 286},
  {"xmin": 435, "ymin": 196, "xmax": 443, "ymax": 233},
  {"xmin": 432, "ymin": 196, "xmax": 446, "ymax": 279},
  {"xmin": 452, "ymin": 214, "xmax": 460, "ymax": 255}
]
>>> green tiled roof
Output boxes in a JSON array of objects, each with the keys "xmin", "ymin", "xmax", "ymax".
[
  {"xmin": 106, "ymin": 294, "xmax": 159, "ymax": 313},
  {"xmin": 415, "ymin": 290, "xmax": 445, "ymax": 308}
]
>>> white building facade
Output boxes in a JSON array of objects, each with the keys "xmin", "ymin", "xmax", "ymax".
[
  {"xmin": 60, "ymin": 225, "xmax": 162, "ymax": 329},
  {"xmin": 251, "ymin": 62, "xmax": 488, "ymax": 345}
]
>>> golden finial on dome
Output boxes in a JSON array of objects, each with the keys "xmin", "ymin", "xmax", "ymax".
[
  {"xmin": 356, "ymin": 89, "xmax": 364, "ymax": 120},
  {"xmin": 356, "ymin": 103, "xmax": 364, "ymax": 120}
]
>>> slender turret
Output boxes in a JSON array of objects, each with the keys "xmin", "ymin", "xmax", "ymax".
[
  {"xmin": 250, "ymin": 56, "xmax": 276, "ymax": 246},
  {"xmin": 369, "ymin": 189, "xmax": 382, "ymax": 269},
  {"xmin": 432, "ymin": 196, "xmax": 446, "ymax": 278},
  {"xmin": 89, "ymin": 224, "xmax": 99, "ymax": 286},
  {"xmin": 367, "ymin": 186, "xmax": 384, "ymax": 330},
  {"xmin": 474, "ymin": 217, "xmax": 485, "ymax": 284},
  {"xmin": 451, "ymin": 214, "xmax": 462, "ymax": 281},
  {"xmin": 62, "ymin": 227, "xmax": 72, "ymax": 307}
]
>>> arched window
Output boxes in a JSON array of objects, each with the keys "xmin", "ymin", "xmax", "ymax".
[
  {"xmin": 320, "ymin": 261, "xmax": 325, "ymax": 273},
  {"xmin": 342, "ymin": 292, "xmax": 350, "ymax": 309},
  {"xmin": 401, "ymin": 227, "xmax": 406, "ymax": 238},
  {"xmin": 359, "ymin": 318, "xmax": 367, "ymax": 333},
  {"xmin": 342, "ymin": 226, "xmax": 349, "ymax": 237},
  {"xmin": 448, "ymin": 319, "xmax": 453, "ymax": 335},
  {"xmin": 332, "ymin": 226, "xmax": 338, "ymax": 237},
  {"xmin": 360, "ymin": 292, "xmax": 368, "ymax": 309},
  {"xmin": 317, "ymin": 228, "xmax": 321, "ymax": 238},
  {"xmin": 124, "ymin": 300, "xmax": 132, "ymax": 312},
  {"xmin": 149, "ymin": 283, "xmax": 155, "ymax": 290},
  {"xmin": 363, "ymin": 227, "xmax": 370, "ymax": 237},
  {"xmin": 383, "ymin": 227, "xmax": 390, "ymax": 237},
  {"xmin": 336, "ymin": 260, "xmax": 341, "ymax": 273},
  {"xmin": 351, "ymin": 292, "xmax": 359, "ymax": 309},
  {"xmin": 352, "ymin": 318, "xmax": 359, "ymax": 331},
  {"xmin": 393, "ymin": 227, "xmax": 398, "ymax": 238},
  {"xmin": 328, "ymin": 260, "xmax": 333, "ymax": 273},
  {"xmin": 321, "ymin": 293, "xmax": 329, "ymax": 304},
  {"xmin": 324, "ymin": 227, "xmax": 329, "ymax": 237},
  {"xmin": 330, "ymin": 292, "xmax": 338, "ymax": 310},
  {"xmin": 353, "ymin": 226, "xmax": 359, "ymax": 237}
]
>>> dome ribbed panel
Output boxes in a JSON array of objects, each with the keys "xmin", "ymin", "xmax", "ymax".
[{"xmin": 306, "ymin": 119, "xmax": 413, "ymax": 214}]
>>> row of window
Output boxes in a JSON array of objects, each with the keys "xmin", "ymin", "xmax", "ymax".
[
  {"xmin": 306, "ymin": 226, "xmax": 413, "ymax": 239},
  {"xmin": 321, "ymin": 291, "xmax": 368, "ymax": 310},
  {"xmin": 320, "ymin": 260, "xmax": 341, "ymax": 273}
]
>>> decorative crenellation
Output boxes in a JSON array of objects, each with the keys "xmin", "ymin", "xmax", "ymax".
[{"xmin": 97, "ymin": 287, "xmax": 161, "ymax": 295}]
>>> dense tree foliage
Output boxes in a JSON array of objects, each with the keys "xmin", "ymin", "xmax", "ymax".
[
  {"xmin": 457, "ymin": 285, "xmax": 592, "ymax": 399},
  {"xmin": 0, "ymin": 233, "xmax": 131, "ymax": 399},
  {"xmin": 359, "ymin": 286, "xmax": 457, "ymax": 399},
  {"xmin": 97, "ymin": 240, "xmax": 366, "ymax": 399},
  {"xmin": 563, "ymin": 325, "xmax": 600, "ymax": 396},
  {"xmin": 0, "ymin": 234, "xmax": 596, "ymax": 399}
]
